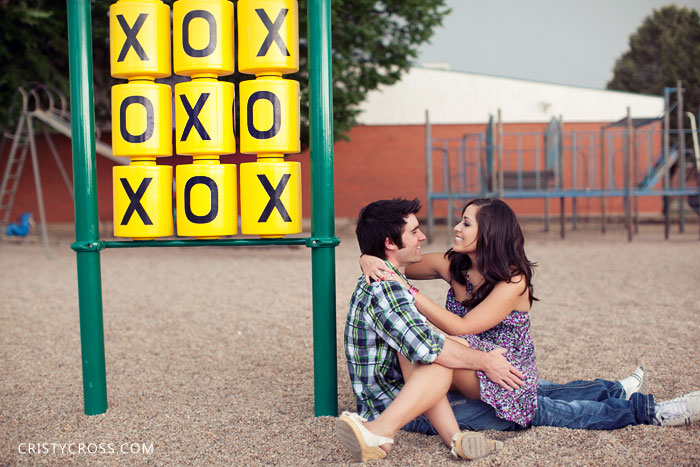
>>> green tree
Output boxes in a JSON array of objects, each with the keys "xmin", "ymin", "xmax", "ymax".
[
  {"xmin": 0, "ymin": 1, "xmax": 109, "ymax": 129},
  {"xmin": 0, "ymin": 0, "xmax": 449, "ymax": 146},
  {"xmin": 607, "ymin": 5, "xmax": 700, "ymax": 119},
  {"xmin": 302, "ymin": 0, "xmax": 449, "ymax": 142}
]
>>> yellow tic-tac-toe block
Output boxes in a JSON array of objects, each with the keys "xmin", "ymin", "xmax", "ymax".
[
  {"xmin": 174, "ymin": 79, "xmax": 235, "ymax": 156},
  {"xmin": 173, "ymin": 0, "xmax": 234, "ymax": 77},
  {"xmin": 239, "ymin": 77, "xmax": 299, "ymax": 155},
  {"xmin": 240, "ymin": 159, "xmax": 301, "ymax": 238},
  {"xmin": 176, "ymin": 160, "xmax": 237, "ymax": 239},
  {"xmin": 111, "ymin": 82, "xmax": 172, "ymax": 158},
  {"xmin": 109, "ymin": 0, "xmax": 171, "ymax": 80},
  {"xmin": 237, "ymin": 0, "xmax": 298, "ymax": 76},
  {"xmin": 113, "ymin": 163, "xmax": 173, "ymax": 240}
]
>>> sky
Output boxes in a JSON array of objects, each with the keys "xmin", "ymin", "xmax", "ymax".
[{"xmin": 417, "ymin": 0, "xmax": 700, "ymax": 89}]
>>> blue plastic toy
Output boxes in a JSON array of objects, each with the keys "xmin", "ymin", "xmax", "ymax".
[{"xmin": 5, "ymin": 212, "xmax": 33, "ymax": 237}]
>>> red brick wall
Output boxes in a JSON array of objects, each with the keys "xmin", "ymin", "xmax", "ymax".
[{"xmin": 0, "ymin": 122, "xmax": 669, "ymax": 226}]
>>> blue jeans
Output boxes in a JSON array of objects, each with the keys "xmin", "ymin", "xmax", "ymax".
[{"xmin": 403, "ymin": 378, "xmax": 656, "ymax": 433}]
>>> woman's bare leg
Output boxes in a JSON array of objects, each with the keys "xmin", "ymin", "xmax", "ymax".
[
  {"xmin": 452, "ymin": 369, "xmax": 481, "ymax": 399},
  {"xmin": 398, "ymin": 354, "xmax": 460, "ymax": 447},
  {"xmin": 445, "ymin": 336, "xmax": 482, "ymax": 399},
  {"xmin": 363, "ymin": 357, "xmax": 454, "ymax": 452}
]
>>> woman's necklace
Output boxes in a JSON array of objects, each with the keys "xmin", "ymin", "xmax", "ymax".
[{"xmin": 465, "ymin": 269, "xmax": 475, "ymax": 300}]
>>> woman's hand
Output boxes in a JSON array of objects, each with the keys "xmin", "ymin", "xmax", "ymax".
[
  {"xmin": 359, "ymin": 254, "xmax": 396, "ymax": 285},
  {"xmin": 391, "ymin": 272, "xmax": 410, "ymax": 290}
]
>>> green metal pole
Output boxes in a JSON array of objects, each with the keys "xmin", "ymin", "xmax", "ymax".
[
  {"xmin": 67, "ymin": 0, "xmax": 108, "ymax": 415},
  {"xmin": 308, "ymin": 0, "xmax": 338, "ymax": 417}
]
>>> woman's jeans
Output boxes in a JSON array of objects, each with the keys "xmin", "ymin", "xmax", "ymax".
[{"xmin": 403, "ymin": 378, "xmax": 656, "ymax": 433}]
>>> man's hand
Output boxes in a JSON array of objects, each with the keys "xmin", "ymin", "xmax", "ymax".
[{"xmin": 483, "ymin": 348, "xmax": 524, "ymax": 391}]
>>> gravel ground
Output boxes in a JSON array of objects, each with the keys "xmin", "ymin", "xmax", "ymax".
[{"xmin": 1, "ymin": 220, "xmax": 699, "ymax": 466}]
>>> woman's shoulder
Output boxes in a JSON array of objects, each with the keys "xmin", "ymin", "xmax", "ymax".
[
  {"xmin": 495, "ymin": 274, "xmax": 531, "ymax": 311},
  {"xmin": 505, "ymin": 272, "xmax": 527, "ymax": 289},
  {"xmin": 493, "ymin": 273, "xmax": 521, "ymax": 284}
]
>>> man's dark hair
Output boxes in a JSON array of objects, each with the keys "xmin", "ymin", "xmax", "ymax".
[{"xmin": 355, "ymin": 198, "xmax": 422, "ymax": 259}]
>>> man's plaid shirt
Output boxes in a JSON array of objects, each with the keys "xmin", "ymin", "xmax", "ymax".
[{"xmin": 344, "ymin": 262, "xmax": 445, "ymax": 421}]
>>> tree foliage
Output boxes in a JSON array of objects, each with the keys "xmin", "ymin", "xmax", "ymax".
[
  {"xmin": 0, "ymin": 0, "xmax": 449, "ymax": 147},
  {"xmin": 312, "ymin": 0, "xmax": 449, "ymax": 142},
  {"xmin": 607, "ymin": 5, "xmax": 700, "ymax": 118}
]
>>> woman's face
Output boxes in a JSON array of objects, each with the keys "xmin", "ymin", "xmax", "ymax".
[{"xmin": 453, "ymin": 204, "xmax": 479, "ymax": 254}]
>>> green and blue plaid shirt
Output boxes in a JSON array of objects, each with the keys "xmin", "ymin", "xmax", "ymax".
[{"xmin": 344, "ymin": 262, "xmax": 445, "ymax": 420}]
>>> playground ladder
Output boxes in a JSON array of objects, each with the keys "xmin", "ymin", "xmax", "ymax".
[
  {"xmin": 0, "ymin": 127, "xmax": 29, "ymax": 233},
  {"xmin": 0, "ymin": 108, "xmax": 50, "ymax": 255}
]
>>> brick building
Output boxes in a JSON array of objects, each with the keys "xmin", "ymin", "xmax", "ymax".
[{"xmin": 1, "ymin": 65, "xmax": 668, "ymax": 227}]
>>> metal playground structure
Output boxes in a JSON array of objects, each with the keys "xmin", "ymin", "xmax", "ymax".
[
  {"xmin": 0, "ymin": 84, "xmax": 123, "ymax": 257},
  {"xmin": 65, "ymin": 0, "xmax": 338, "ymax": 417},
  {"xmin": 425, "ymin": 87, "xmax": 700, "ymax": 243}
]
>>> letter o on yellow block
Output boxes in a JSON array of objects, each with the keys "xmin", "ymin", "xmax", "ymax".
[
  {"xmin": 239, "ymin": 78, "xmax": 300, "ymax": 155},
  {"xmin": 175, "ymin": 79, "xmax": 235, "ymax": 156},
  {"xmin": 173, "ymin": 0, "xmax": 234, "ymax": 77},
  {"xmin": 112, "ymin": 82, "xmax": 172, "ymax": 158},
  {"xmin": 113, "ymin": 164, "xmax": 173, "ymax": 240},
  {"xmin": 109, "ymin": 0, "xmax": 171, "ymax": 79},
  {"xmin": 176, "ymin": 163, "xmax": 237, "ymax": 239},
  {"xmin": 240, "ymin": 160, "xmax": 301, "ymax": 238},
  {"xmin": 238, "ymin": 0, "xmax": 299, "ymax": 76}
]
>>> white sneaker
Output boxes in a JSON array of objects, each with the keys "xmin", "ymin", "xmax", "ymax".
[
  {"xmin": 654, "ymin": 391, "xmax": 700, "ymax": 426},
  {"xmin": 618, "ymin": 365, "xmax": 647, "ymax": 400}
]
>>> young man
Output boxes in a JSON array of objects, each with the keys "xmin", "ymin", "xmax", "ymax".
[{"xmin": 337, "ymin": 198, "xmax": 524, "ymax": 462}]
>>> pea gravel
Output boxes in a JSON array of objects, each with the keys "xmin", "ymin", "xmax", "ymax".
[{"xmin": 1, "ymin": 221, "xmax": 699, "ymax": 466}]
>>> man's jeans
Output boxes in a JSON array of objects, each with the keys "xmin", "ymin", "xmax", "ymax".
[{"xmin": 403, "ymin": 378, "xmax": 656, "ymax": 433}]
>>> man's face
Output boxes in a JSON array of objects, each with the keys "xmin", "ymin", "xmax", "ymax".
[{"xmin": 391, "ymin": 214, "xmax": 426, "ymax": 267}]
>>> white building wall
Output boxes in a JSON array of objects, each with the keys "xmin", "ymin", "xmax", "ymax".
[{"xmin": 356, "ymin": 67, "xmax": 664, "ymax": 125}]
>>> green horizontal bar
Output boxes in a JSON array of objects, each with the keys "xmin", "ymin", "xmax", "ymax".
[
  {"xmin": 89, "ymin": 236, "xmax": 340, "ymax": 250},
  {"xmin": 102, "ymin": 238, "xmax": 309, "ymax": 248}
]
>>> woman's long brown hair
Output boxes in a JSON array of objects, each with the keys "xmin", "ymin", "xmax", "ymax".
[{"xmin": 446, "ymin": 198, "xmax": 538, "ymax": 309}]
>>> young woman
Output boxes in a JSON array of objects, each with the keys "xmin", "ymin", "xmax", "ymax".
[{"xmin": 361, "ymin": 198, "xmax": 700, "ymax": 430}]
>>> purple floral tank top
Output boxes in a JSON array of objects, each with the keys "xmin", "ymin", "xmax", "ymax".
[{"xmin": 446, "ymin": 288, "xmax": 538, "ymax": 425}]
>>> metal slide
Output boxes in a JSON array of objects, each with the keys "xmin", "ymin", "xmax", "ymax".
[
  {"xmin": 638, "ymin": 149, "xmax": 679, "ymax": 190},
  {"xmin": 31, "ymin": 109, "xmax": 122, "ymax": 164},
  {"xmin": 0, "ymin": 84, "xmax": 122, "ymax": 256}
]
